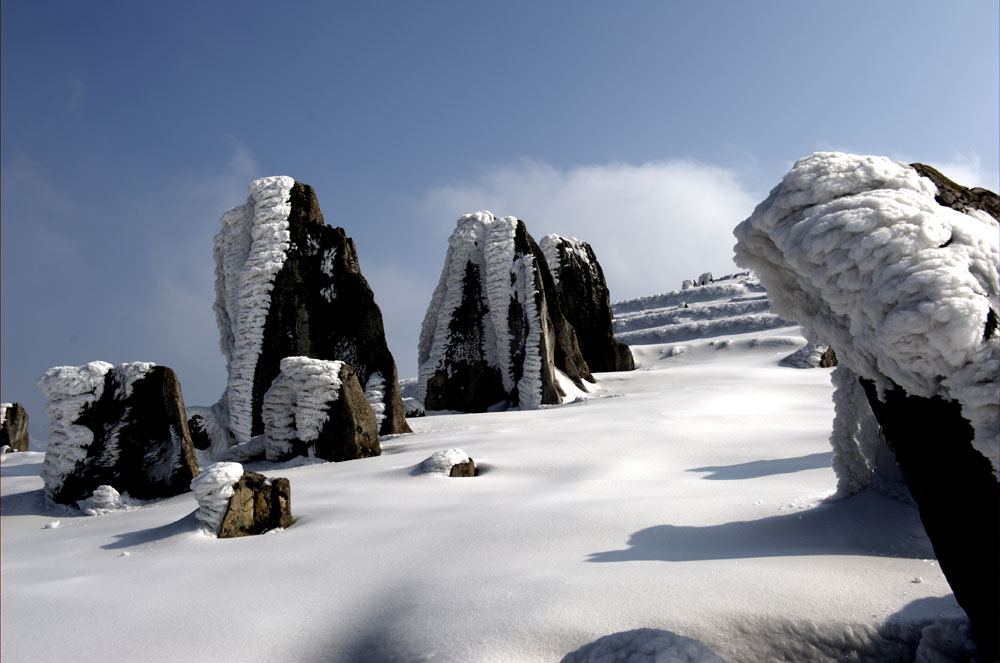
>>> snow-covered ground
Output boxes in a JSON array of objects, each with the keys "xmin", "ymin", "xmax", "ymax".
[{"xmin": 1, "ymin": 291, "xmax": 965, "ymax": 662}]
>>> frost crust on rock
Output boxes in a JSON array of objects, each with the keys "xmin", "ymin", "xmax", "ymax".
[
  {"xmin": 213, "ymin": 176, "xmax": 295, "ymax": 443},
  {"xmin": 262, "ymin": 357, "xmax": 344, "ymax": 460},
  {"xmin": 734, "ymin": 152, "xmax": 999, "ymax": 471},
  {"xmin": 36, "ymin": 361, "xmax": 114, "ymax": 498},
  {"xmin": 191, "ymin": 462, "xmax": 245, "ymax": 534}
]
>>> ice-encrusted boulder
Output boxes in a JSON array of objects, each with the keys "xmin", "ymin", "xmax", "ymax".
[
  {"xmin": 36, "ymin": 361, "xmax": 200, "ymax": 505},
  {"xmin": 778, "ymin": 343, "xmax": 837, "ymax": 369},
  {"xmin": 1, "ymin": 402, "xmax": 30, "ymax": 452},
  {"xmin": 418, "ymin": 212, "xmax": 593, "ymax": 412},
  {"xmin": 539, "ymin": 234, "xmax": 634, "ymax": 372},
  {"xmin": 733, "ymin": 152, "xmax": 999, "ymax": 658},
  {"xmin": 207, "ymin": 176, "xmax": 410, "ymax": 450},
  {"xmin": 420, "ymin": 449, "xmax": 477, "ymax": 477},
  {"xmin": 192, "ymin": 462, "xmax": 293, "ymax": 537},
  {"xmin": 261, "ymin": 357, "xmax": 380, "ymax": 462}
]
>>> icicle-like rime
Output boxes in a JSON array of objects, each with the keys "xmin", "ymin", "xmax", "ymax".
[
  {"xmin": 262, "ymin": 357, "xmax": 344, "ymax": 461},
  {"xmin": 827, "ymin": 364, "xmax": 882, "ymax": 499},
  {"xmin": 191, "ymin": 462, "xmax": 245, "ymax": 534},
  {"xmin": 212, "ymin": 176, "xmax": 295, "ymax": 444}
]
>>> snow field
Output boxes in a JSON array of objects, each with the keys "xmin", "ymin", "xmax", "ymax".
[{"xmin": 1, "ymin": 329, "xmax": 958, "ymax": 662}]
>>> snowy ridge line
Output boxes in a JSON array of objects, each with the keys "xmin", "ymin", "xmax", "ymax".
[
  {"xmin": 616, "ymin": 313, "xmax": 795, "ymax": 345},
  {"xmin": 262, "ymin": 357, "xmax": 344, "ymax": 461},
  {"xmin": 734, "ymin": 151, "xmax": 1000, "ymax": 470},
  {"xmin": 613, "ymin": 298, "xmax": 773, "ymax": 333},
  {"xmin": 612, "ymin": 274, "xmax": 760, "ymax": 314},
  {"xmin": 213, "ymin": 176, "xmax": 295, "ymax": 443},
  {"xmin": 36, "ymin": 361, "xmax": 114, "ymax": 500}
]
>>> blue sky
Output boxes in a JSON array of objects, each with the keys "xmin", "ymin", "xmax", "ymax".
[{"xmin": 3, "ymin": 0, "xmax": 998, "ymax": 440}]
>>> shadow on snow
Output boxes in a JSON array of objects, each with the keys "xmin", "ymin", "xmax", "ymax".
[{"xmin": 687, "ymin": 452, "xmax": 833, "ymax": 480}]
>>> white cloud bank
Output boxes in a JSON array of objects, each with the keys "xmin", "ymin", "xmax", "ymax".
[{"xmin": 422, "ymin": 159, "xmax": 760, "ymax": 300}]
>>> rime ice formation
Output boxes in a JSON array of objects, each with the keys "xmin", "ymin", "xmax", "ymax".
[
  {"xmin": 418, "ymin": 212, "xmax": 592, "ymax": 412},
  {"xmin": 539, "ymin": 234, "xmax": 634, "ymax": 372},
  {"xmin": 734, "ymin": 152, "xmax": 999, "ymax": 470},
  {"xmin": 209, "ymin": 177, "xmax": 410, "ymax": 449},
  {"xmin": 191, "ymin": 462, "xmax": 245, "ymax": 533},
  {"xmin": 36, "ymin": 361, "xmax": 199, "ymax": 505},
  {"xmin": 734, "ymin": 152, "xmax": 1000, "ymax": 658},
  {"xmin": 261, "ymin": 357, "xmax": 379, "ymax": 462}
]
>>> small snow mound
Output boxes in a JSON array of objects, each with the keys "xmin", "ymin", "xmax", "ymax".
[
  {"xmin": 43, "ymin": 520, "xmax": 61, "ymax": 529},
  {"xmin": 190, "ymin": 462, "xmax": 244, "ymax": 533},
  {"xmin": 77, "ymin": 485, "xmax": 128, "ymax": 516},
  {"xmin": 561, "ymin": 628, "xmax": 726, "ymax": 663},
  {"xmin": 420, "ymin": 449, "xmax": 473, "ymax": 476}
]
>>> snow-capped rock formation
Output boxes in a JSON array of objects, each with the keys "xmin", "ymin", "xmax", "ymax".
[
  {"xmin": 208, "ymin": 176, "xmax": 410, "ymax": 450},
  {"xmin": 1, "ymin": 402, "xmax": 29, "ymax": 452},
  {"xmin": 539, "ymin": 234, "xmax": 634, "ymax": 372},
  {"xmin": 36, "ymin": 361, "xmax": 199, "ymax": 505},
  {"xmin": 261, "ymin": 357, "xmax": 380, "ymax": 462},
  {"xmin": 420, "ymin": 449, "xmax": 477, "ymax": 477},
  {"xmin": 192, "ymin": 462, "xmax": 293, "ymax": 538},
  {"xmin": 418, "ymin": 212, "xmax": 593, "ymax": 412},
  {"xmin": 561, "ymin": 628, "xmax": 725, "ymax": 663},
  {"xmin": 734, "ymin": 152, "xmax": 999, "ymax": 658},
  {"xmin": 778, "ymin": 343, "xmax": 836, "ymax": 369}
]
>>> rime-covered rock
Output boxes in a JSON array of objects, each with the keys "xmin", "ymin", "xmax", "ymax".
[
  {"xmin": 261, "ymin": 357, "xmax": 380, "ymax": 462},
  {"xmin": 421, "ymin": 449, "xmax": 477, "ymax": 477},
  {"xmin": 210, "ymin": 176, "xmax": 410, "ymax": 450},
  {"xmin": 36, "ymin": 362, "xmax": 200, "ymax": 505},
  {"xmin": 540, "ymin": 234, "xmax": 634, "ymax": 372},
  {"xmin": 1, "ymin": 402, "xmax": 30, "ymax": 452},
  {"xmin": 778, "ymin": 342, "xmax": 833, "ymax": 369},
  {"xmin": 418, "ymin": 212, "xmax": 593, "ymax": 412},
  {"xmin": 192, "ymin": 462, "xmax": 293, "ymax": 537},
  {"xmin": 734, "ymin": 152, "xmax": 999, "ymax": 658}
]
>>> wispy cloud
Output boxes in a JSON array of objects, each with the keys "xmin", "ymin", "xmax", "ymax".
[{"xmin": 422, "ymin": 159, "xmax": 760, "ymax": 300}]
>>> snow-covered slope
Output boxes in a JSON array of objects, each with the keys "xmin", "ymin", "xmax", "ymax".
[
  {"xmin": 612, "ymin": 272, "xmax": 796, "ymax": 345},
  {"xmin": 1, "ymin": 290, "xmax": 968, "ymax": 662}
]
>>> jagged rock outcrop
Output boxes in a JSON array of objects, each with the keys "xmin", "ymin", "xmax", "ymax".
[
  {"xmin": 36, "ymin": 362, "xmax": 200, "ymax": 505},
  {"xmin": 191, "ymin": 462, "xmax": 293, "ymax": 537},
  {"xmin": 418, "ymin": 212, "xmax": 593, "ymax": 412},
  {"xmin": 539, "ymin": 235, "xmax": 634, "ymax": 372},
  {"xmin": 262, "ymin": 357, "xmax": 380, "ymax": 462},
  {"xmin": 779, "ymin": 343, "xmax": 836, "ymax": 369},
  {"xmin": 734, "ymin": 152, "xmax": 999, "ymax": 658},
  {"xmin": 1, "ymin": 402, "xmax": 30, "ymax": 452},
  {"xmin": 208, "ymin": 176, "xmax": 410, "ymax": 452}
]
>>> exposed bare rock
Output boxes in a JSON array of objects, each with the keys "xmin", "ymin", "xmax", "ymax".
[{"xmin": 1, "ymin": 402, "xmax": 30, "ymax": 452}]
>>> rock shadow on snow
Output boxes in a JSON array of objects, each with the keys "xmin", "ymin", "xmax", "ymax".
[
  {"xmin": 587, "ymin": 490, "xmax": 933, "ymax": 563},
  {"xmin": 687, "ymin": 452, "xmax": 832, "ymax": 480},
  {"xmin": 102, "ymin": 511, "xmax": 201, "ymax": 550}
]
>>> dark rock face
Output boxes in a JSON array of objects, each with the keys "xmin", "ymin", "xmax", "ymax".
[
  {"xmin": 252, "ymin": 182, "xmax": 410, "ymax": 438},
  {"xmin": 1, "ymin": 403, "xmax": 30, "ymax": 452},
  {"xmin": 418, "ymin": 213, "xmax": 593, "ymax": 412},
  {"xmin": 310, "ymin": 362, "xmax": 381, "ymax": 462},
  {"xmin": 213, "ymin": 177, "xmax": 410, "ymax": 448},
  {"xmin": 910, "ymin": 162, "xmax": 1000, "ymax": 222},
  {"xmin": 819, "ymin": 346, "xmax": 837, "ymax": 368},
  {"xmin": 449, "ymin": 459, "xmax": 477, "ymax": 477},
  {"xmin": 540, "ymin": 235, "xmax": 634, "ymax": 372},
  {"xmin": 39, "ymin": 363, "xmax": 200, "ymax": 505},
  {"xmin": 218, "ymin": 470, "xmax": 294, "ymax": 538},
  {"xmin": 860, "ymin": 378, "xmax": 998, "ymax": 660}
]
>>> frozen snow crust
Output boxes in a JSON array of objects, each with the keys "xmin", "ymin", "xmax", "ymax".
[
  {"xmin": 734, "ymin": 152, "xmax": 999, "ymax": 471},
  {"xmin": 213, "ymin": 176, "xmax": 295, "ymax": 444},
  {"xmin": 418, "ymin": 211, "xmax": 548, "ymax": 409}
]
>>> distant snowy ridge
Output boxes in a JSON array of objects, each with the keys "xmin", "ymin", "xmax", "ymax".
[
  {"xmin": 612, "ymin": 272, "xmax": 795, "ymax": 345},
  {"xmin": 212, "ymin": 176, "xmax": 295, "ymax": 444},
  {"xmin": 734, "ymin": 152, "xmax": 999, "ymax": 470}
]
